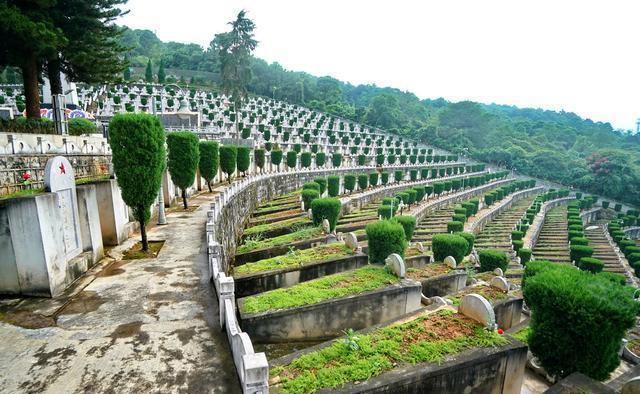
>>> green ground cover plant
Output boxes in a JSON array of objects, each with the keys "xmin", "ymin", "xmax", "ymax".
[{"xmin": 234, "ymin": 244, "xmax": 354, "ymax": 275}]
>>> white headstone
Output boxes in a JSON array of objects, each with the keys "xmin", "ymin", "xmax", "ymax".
[
  {"xmin": 490, "ymin": 276, "xmax": 510, "ymax": 292},
  {"xmin": 416, "ymin": 242, "xmax": 424, "ymax": 253},
  {"xmin": 459, "ymin": 294, "xmax": 496, "ymax": 329},
  {"xmin": 344, "ymin": 232, "xmax": 358, "ymax": 251},
  {"xmin": 307, "ymin": 209, "xmax": 313, "ymax": 219},
  {"xmin": 493, "ymin": 267, "xmax": 504, "ymax": 277},
  {"xmin": 322, "ymin": 219, "xmax": 331, "ymax": 234},
  {"xmin": 444, "ymin": 256, "xmax": 457, "ymax": 268},
  {"xmin": 385, "ymin": 253, "xmax": 405, "ymax": 278},
  {"xmin": 44, "ymin": 156, "xmax": 81, "ymax": 259}
]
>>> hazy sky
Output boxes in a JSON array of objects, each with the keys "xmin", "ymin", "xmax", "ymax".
[{"xmin": 119, "ymin": 0, "xmax": 639, "ymax": 131}]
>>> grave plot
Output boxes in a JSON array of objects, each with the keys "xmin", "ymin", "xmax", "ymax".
[
  {"xmin": 237, "ymin": 265, "xmax": 422, "ymax": 342},
  {"xmin": 446, "ymin": 277, "xmax": 523, "ymax": 330},
  {"xmin": 268, "ymin": 306, "xmax": 526, "ymax": 394},
  {"xmin": 404, "ymin": 260, "xmax": 467, "ymax": 297},
  {"xmin": 532, "ymin": 206, "xmax": 571, "ymax": 263}
]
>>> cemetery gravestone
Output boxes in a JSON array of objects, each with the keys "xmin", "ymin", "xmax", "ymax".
[
  {"xmin": 490, "ymin": 276, "xmax": 510, "ymax": 292},
  {"xmin": 385, "ymin": 253, "xmax": 406, "ymax": 278},
  {"xmin": 459, "ymin": 294, "xmax": 496, "ymax": 329},
  {"xmin": 344, "ymin": 232, "xmax": 359, "ymax": 251},
  {"xmin": 45, "ymin": 156, "xmax": 82, "ymax": 259},
  {"xmin": 444, "ymin": 256, "xmax": 457, "ymax": 268}
]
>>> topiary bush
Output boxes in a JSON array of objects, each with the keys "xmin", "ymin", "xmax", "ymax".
[
  {"xmin": 570, "ymin": 245, "xmax": 593, "ymax": 264},
  {"xmin": 302, "ymin": 189, "xmax": 320, "ymax": 210},
  {"xmin": 311, "ymin": 198, "xmax": 342, "ymax": 232},
  {"xmin": 313, "ymin": 177, "xmax": 327, "ymax": 195},
  {"xmin": 219, "ymin": 145, "xmax": 238, "ymax": 183},
  {"xmin": 366, "ymin": 220, "xmax": 406, "ymax": 264},
  {"xmin": 315, "ymin": 152, "xmax": 326, "ymax": 167},
  {"xmin": 518, "ymin": 248, "xmax": 532, "ymax": 265},
  {"xmin": 236, "ymin": 146, "xmax": 250, "ymax": 176},
  {"xmin": 109, "ymin": 113, "xmax": 166, "ymax": 251},
  {"xmin": 511, "ymin": 231, "xmax": 524, "ymax": 241},
  {"xmin": 378, "ymin": 205, "xmax": 393, "ymax": 219},
  {"xmin": 327, "ymin": 176, "xmax": 340, "ymax": 197},
  {"xmin": 454, "ymin": 232, "xmax": 475, "ymax": 255},
  {"xmin": 357, "ymin": 174, "xmax": 368, "ymax": 190},
  {"xmin": 391, "ymin": 215, "xmax": 416, "ymax": 241},
  {"xmin": 286, "ymin": 151, "xmax": 297, "ymax": 169},
  {"xmin": 479, "ymin": 249, "xmax": 509, "ymax": 273},
  {"xmin": 394, "ymin": 170, "xmax": 403, "ymax": 183},
  {"xmin": 303, "ymin": 182, "xmax": 321, "ymax": 192},
  {"xmin": 198, "ymin": 141, "xmax": 219, "ymax": 192},
  {"xmin": 332, "ymin": 153, "xmax": 342, "ymax": 167},
  {"xmin": 344, "ymin": 174, "xmax": 356, "ymax": 193},
  {"xmin": 301, "ymin": 152, "xmax": 312, "ymax": 168},
  {"xmin": 512, "ymin": 240, "xmax": 524, "ymax": 252},
  {"xmin": 68, "ymin": 118, "xmax": 96, "ymax": 136},
  {"xmin": 523, "ymin": 261, "xmax": 638, "ymax": 380},
  {"xmin": 369, "ymin": 172, "xmax": 379, "ymax": 187},
  {"xmin": 380, "ymin": 172, "xmax": 389, "ymax": 185},
  {"xmin": 254, "ymin": 148, "xmax": 265, "ymax": 173},
  {"xmin": 570, "ymin": 237, "xmax": 589, "ymax": 246},
  {"xmin": 432, "ymin": 234, "xmax": 468, "ymax": 263},
  {"xmin": 167, "ymin": 131, "xmax": 200, "ymax": 209},
  {"xmin": 447, "ymin": 221, "xmax": 463, "ymax": 233},
  {"xmin": 579, "ymin": 257, "xmax": 604, "ymax": 273}
]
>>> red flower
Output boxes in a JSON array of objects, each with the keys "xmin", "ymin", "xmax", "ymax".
[
  {"xmin": 497, "ymin": 328, "xmax": 504, "ymax": 335},
  {"xmin": 21, "ymin": 172, "xmax": 31, "ymax": 181}
]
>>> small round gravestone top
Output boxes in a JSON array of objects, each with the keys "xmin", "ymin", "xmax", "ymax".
[
  {"xmin": 490, "ymin": 276, "xmax": 510, "ymax": 292},
  {"xmin": 385, "ymin": 253, "xmax": 405, "ymax": 278},
  {"xmin": 322, "ymin": 219, "xmax": 331, "ymax": 234},
  {"xmin": 493, "ymin": 267, "xmax": 504, "ymax": 277},
  {"xmin": 459, "ymin": 294, "xmax": 496, "ymax": 329},
  {"xmin": 307, "ymin": 209, "xmax": 313, "ymax": 219},
  {"xmin": 621, "ymin": 377, "xmax": 640, "ymax": 394},
  {"xmin": 416, "ymin": 242, "xmax": 424, "ymax": 253},
  {"xmin": 44, "ymin": 156, "xmax": 75, "ymax": 192},
  {"xmin": 344, "ymin": 232, "xmax": 359, "ymax": 251},
  {"xmin": 444, "ymin": 256, "xmax": 457, "ymax": 268}
]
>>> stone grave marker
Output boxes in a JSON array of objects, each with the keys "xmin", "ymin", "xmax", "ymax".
[
  {"xmin": 490, "ymin": 276, "xmax": 510, "ymax": 292},
  {"xmin": 322, "ymin": 219, "xmax": 331, "ymax": 234},
  {"xmin": 459, "ymin": 294, "xmax": 496, "ymax": 329},
  {"xmin": 307, "ymin": 209, "xmax": 313, "ymax": 219},
  {"xmin": 493, "ymin": 267, "xmax": 504, "ymax": 277},
  {"xmin": 344, "ymin": 232, "xmax": 359, "ymax": 251},
  {"xmin": 385, "ymin": 253, "xmax": 405, "ymax": 278},
  {"xmin": 444, "ymin": 256, "xmax": 457, "ymax": 268},
  {"xmin": 44, "ymin": 156, "xmax": 81, "ymax": 259},
  {"xmin": 622, "ymin": 376, "xmax": 640, "ymax": 394},
  {"xmin": 416, "ymin": 242, "xmax": 424, "ymax": 253}
]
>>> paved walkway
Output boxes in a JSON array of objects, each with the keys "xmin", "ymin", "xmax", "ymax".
[{"xmin": 0, "ymin": 192, "xmax": 240, "ymax": 394}]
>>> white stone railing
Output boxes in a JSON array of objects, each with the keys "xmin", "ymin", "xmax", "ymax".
[
  {"xmin": 524, "ymin": 196, "xmax": 575, "ymax": 250},
  {"xmin": 466, "ymin": 187, "xmax": 545, "ymax": 235}
]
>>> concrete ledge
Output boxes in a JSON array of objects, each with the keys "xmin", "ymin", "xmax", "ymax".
[
  {"xmin": 494, "ymin": 297, "xmax": 524, "ymax": 330},
  {"xmin": 238, "ymin": 279, "xmax": 422, "ymax": 343},
  {"xmin": 234, "ymin": 253, "xmax": 368, "ymax": 298},
  {"xmin": 234, "ymin": 234, "xmax": 328, "ymax": 266},
  {"xmin": 419, "ymin": 271, "xmax": 468, "ymax": 297}
]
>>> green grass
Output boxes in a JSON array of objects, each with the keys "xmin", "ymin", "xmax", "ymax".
[
  {"xmin": 234, "ymin": 244, "xmax": 354, "ymax": 275},
  {"xmin": 237, "ymin": 226, "xmax": 324, "ymax": 254},
  {"xmin": 244, "ymin": 216, "xmax": 311, "ymax": 236},
  {"xmin": 0, "ymin": 188, "xmax": 44, "ymax": 200},
  {"xmin": 511, "ymin": 326, "xmax": 530, "ymax": 344},
  {"xmin": 255, "ymin": 201, "xmax": 300, "ymax": 214},
  {"xmin": 270, "ymin": 309, "xmax": 507, "ymax": 394},
  {"xmin": 241, "ymin": 266, "xmax": 399, "ymax": 314}
]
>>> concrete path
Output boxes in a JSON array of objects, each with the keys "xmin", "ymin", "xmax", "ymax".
[{"xmin": 0, "ymin": 192, "xmax": 240, "ymax": 394}]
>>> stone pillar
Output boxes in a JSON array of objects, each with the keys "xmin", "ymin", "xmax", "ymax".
[{"xmin": 76, "ymin": 184, "xmax": 104, "ymax": 264}]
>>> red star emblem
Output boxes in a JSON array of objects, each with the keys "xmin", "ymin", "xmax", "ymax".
[{"xmin": 59, "ymin": 163, "xmax": 66, "ymax": 174}]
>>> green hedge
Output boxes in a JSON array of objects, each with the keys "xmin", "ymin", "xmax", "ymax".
[
  {"xmin": 454, "ymin": 232, "xmax": 475, "ymax": 255},
  {"xmin": 286, "ymin": 151, "xmax": 297, "ymax": 168},
  {"xmin": 301, "ymin": 152, "xmax": 312, "ymax": 168},
  {"xmin": 313, "ymin": 177, "xmax": 327, "ymax": 194},
  {"xmin": 512, "ymin": 240, "xmax": 524, "ymax": 252},
  {"xmin": 315, "ymin": 152, "xmax": 326, "ymax": 167},
  {"xmin": 432, "ymin": 234, "xmax": 468, "ymax": 263},
  {"xmin": 378, "ymin": 205, "xmax": 393, "ymax": 219},
  {"xmin": 303, "ymin": 182, "xmax": 321, "ymax": 192},
  {"xmin": 198, "ymin": 141, "xmax": 219, "ymax": 192},
  {"xmin": 479, "ymin": 249, "xmax": 509, "ymax": 272},
  {"xmin": 344, "ymin": 174, "xmax": 356, "ymax": 193},
  {"xmin": 523, "ymin": 261, "xmax": 638, "ymax": 380},
  {"xmin": 236, "ymin": 146, "xmax": 250, "ymax": 175},
  {"xmin": 391, "ymin": 215, "xmax": 416, "ymax": 241},
  {"xmin": 570, "ymin": 245, "xmax": 593, "ymax": 264},
  {"xmin": 394, "ymin": 170, "xmax": 403, "ymax": 183},
  {"xmin": 366, "ymin": 220, "xmax": 406, "ymax": 264},
  {"xmin": 447, "ymin": 221, "xmax": 463, "ymax": 233},
  {"xmin": 511, "ymin": 231, "xmax": 524, "ymax": 241},
  {"xmin": 369, "ymin": 172, "xmax": 379, "ymax": 187},
  {"xmin": 381, "ymin": 172, "xmax": 389, "ymax": 185},
  {"xmin": 327, "ymin": 176, "xmax": 340, "ymax": 197},
  {"xmin": 570, "ymin": 237, "xmax": 589, "ymax": 246},
  {"xmin": 271, "ymin": 149, "xmax": 283, "ymax": 168},
  {"xmin": 518, "ymin": 248, "xmax": 532, "ymax": 265},
  {"xmin": 301, "ymin": 189, "xmax": 320, "ymax": 210},
  {"xmin": 332, "ymin": 153, "xmax": 342, "ymax": 167},
  {"xmin": 311, "ymin": 198, "xmax": 342, "ymax": 232},
  {"xmin": 579, "ymin": 257, "xmax": 604, "ymax": 273},
  {"xmin": 357, "ymin": 174, "xmax": 368, "ymax": 190}
]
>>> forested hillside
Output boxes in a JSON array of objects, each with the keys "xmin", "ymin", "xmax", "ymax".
[{"xmin": 118, "ymin": 28, "xmax": 640, "ymax": 206}]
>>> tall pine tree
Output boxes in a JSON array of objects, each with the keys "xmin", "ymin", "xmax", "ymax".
[
  {"xmin": 157, "ymin": 60, "xmax": 166, "ymax": 83},
  {"xmin": 145, "ymin": 58, "xmax": 153, "ymax": 82}
]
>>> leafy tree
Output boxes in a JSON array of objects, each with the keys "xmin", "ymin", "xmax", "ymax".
[
  {"xmin": 271, "ymin": 149, "xmax": 283, "ymax": 170},
  {"xmin": 167, "ymin": 131, "xmax": 200, "ymax": 209},
  {"xmin": 198, "ymin": 140, "xmax": 219, "ymax": 192},
  {"xmin": 220, "ymin": 145, "xmax": 237, "ymax": 183},
  {"xmin": 254, "ymin": 148, "xmax": 265, "ymax": 173},
  {"xmin": 216, "ymin": 10, "xmax": 257, "ymax": 142},
  {"xmin": 109, "ymin": 113, "xmax": 165, "ymax": 251},
  {"xmin": 236, "ymin": 146, "xmax": 250, "ymax": 176}
]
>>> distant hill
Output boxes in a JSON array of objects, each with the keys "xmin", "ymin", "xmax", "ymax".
[{"xmin": 119, "ymin": 27, "xmax": 640, "ymax": 207}]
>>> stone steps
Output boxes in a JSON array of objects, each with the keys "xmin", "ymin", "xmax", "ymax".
[
  {"xmin": 584, "ymin": 225, "xmax": 630, "ymax": 279},
  {"xmin": 533, "ymin": 206, "xmax": 571, "ymax": 264}
]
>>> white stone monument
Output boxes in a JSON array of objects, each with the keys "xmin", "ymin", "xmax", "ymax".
[
  {"xmin": 44, "ymin": 156, "xmax": 82, "ymax": 259},
  {"xmin": 385, "ymin": 253, "xmax": 406, "ymax": 278},
  {"xmin": 444, "ymin": 256, "xmax": 457, "ymax": 269},
  {"xmin": 490, "ymin": 276, "xmax": 510, "ymax": 292},
  {"xmin": 459, "ymin": 294, "xmax": 496, "ymax": 329},
  {"xmin": 344, "ymin": 232, "xmax": 359, "ymax": 251}
]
